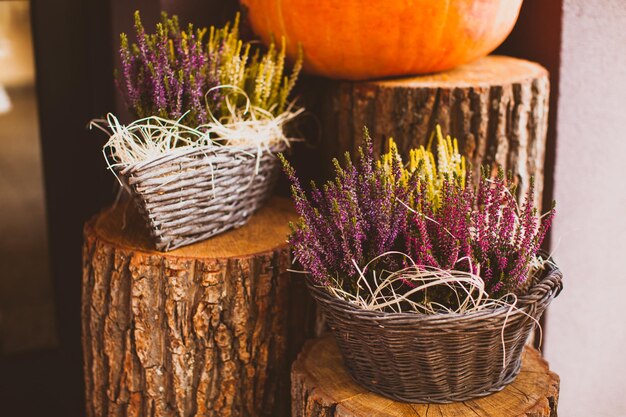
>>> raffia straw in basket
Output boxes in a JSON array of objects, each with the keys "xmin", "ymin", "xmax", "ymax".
[
  {"xmin": 307, "ymin": 254, "xmax": 563, "ymax": 403},
  {"xmin": 118, "ymin": 143, "xmax": 285, "ymax": 251}
]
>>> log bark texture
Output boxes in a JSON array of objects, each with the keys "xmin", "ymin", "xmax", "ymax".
[
  {"xmin": 292, "ymin": 335, "xmax": 559, "ymax": 417},
  {"xmin": 82, "ymin": 197, "xmax": 316, "ymax": 417},
  {"xmin": 314, "ymin": 55, "xmax": 549, "ymax": 206}
]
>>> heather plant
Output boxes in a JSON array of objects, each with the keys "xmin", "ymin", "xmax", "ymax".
[
  {"xmin": 280, "ymin": 129, "xmax": 419, "ymax": 291},
  {"xmin": 96, "ymin": 11, "xmax": 304, "ymax": 170},
  {"xmin": 406, "ymin": 169, "xmax": 554, "ymax": 300},
  {"xmin": 118, "ymin": 12, "xmax": 219, "ymax": 127},
  {"xmin": 380, "ymin": 125, "xmax": 466, "ymax": 209},
  {"xmin": 208, "ymin": 17, "xmax": 301, "ymax": 117},
  {"xmin": 117, "ymin": 11, "xmax": 302, "ymax": 129},
  {"xmin": 468, "ymin": 173, "xmax": 554, "ymax": 296},
  {"xmin": 284, "ymin": 127, "xmax": 555, "ymax": 313}
]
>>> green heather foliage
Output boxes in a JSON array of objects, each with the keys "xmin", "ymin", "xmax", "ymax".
[
  {"xmin": 117, "ymin": 11, "xmax": 302, "ymax": 127},
  {"xmin": 207, "ymin": 16, "xmax": 301, "ymax": 117}
]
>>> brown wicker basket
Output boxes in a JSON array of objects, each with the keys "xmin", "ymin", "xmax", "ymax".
[
  {"xmin": 307, "ymin": 256, "xmax": 563, "ymax": 403},
  {"xmin": 118, "ymin": 143, "xmax": 285, "ymax": 251}
]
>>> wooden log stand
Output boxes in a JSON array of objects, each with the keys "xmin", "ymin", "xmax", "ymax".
[
  {"xmin": 314, "ymin": 55, "xmax": 549, "ymax": 205},
  {"xmin": 82, "ymin": 197, "xmax": 316, "ymax": 417},
  {"xmin": 292, "ymin": 336, "xmax": 559, "ymax": 417}
]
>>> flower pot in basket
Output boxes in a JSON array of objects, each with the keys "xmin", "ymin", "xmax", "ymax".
[
  {"xmin": 118, "ymin": 143, "xmax": 285, "ymax": 251},
  {"xmin": 282, "ymin": 127, "xmax": 560, "ymax": 403},
  {"xmin": 96, "ymin": 12, "xmax": 303, "ymax": 251},
  {"xmin": 306, "ymin": 256, "xmax": 563, "ymax": 403}
]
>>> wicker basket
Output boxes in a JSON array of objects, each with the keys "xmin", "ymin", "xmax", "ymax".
[
  {"xmin": 307, "ymin": 256, "xmax": 563, "ymax": 403},
  {"xmin": 118, "ymin": 143, "xmax": 285, "ymax": 251}
]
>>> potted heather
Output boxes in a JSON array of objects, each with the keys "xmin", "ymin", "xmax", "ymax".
[
  {"xmin": 281, "ymin": 127, "xmax": 562, "ymax": 403},
  {"xmin": 92, "ymin": 12, "xmax": 302, "ymax": 251}
]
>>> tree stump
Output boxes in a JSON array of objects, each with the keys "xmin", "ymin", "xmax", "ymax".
[
  {"xmin": 292, "ymin": 336, "xmax": 559, "ymax": 417},
  {"xmin": 315, "ymin": 55, "xmax": 549, "ymax": 206},
  {"xmin": 82, "ymin": 197, "xmax": 316, "ymax": 417}
]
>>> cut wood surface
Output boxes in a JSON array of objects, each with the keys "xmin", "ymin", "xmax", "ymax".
[
  {"xmin": 291, "ymin": 335, "xmax": 559, "ymax": 417},
  {"xmin": 315, "ymin": 55, "xmax": 549, "ymax": 206},
  {"xmin": 82, "ymin": 197, "xmax": 316, "ymax": 417}
]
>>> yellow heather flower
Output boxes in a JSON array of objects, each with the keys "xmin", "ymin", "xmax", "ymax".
[{"xmin": 381, "ymin": 125, "xmax": 466, "ymax": 210}]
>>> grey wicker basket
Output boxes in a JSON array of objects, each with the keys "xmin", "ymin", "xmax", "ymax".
[
  {"xmin": 117, "ymin": 143, "xmax": 285, "ymax": 251},
  {"xmin": 307, "ymin": 256, "xmax": 563, "ymax": 403}
]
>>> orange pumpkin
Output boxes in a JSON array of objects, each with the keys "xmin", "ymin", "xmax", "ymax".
[{"xmin": 240, "ymin": 0, "xmax": 523, "ymax": 80}]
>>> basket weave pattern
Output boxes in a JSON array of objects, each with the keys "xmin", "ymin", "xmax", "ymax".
[
  {"xmin": 308, "ymin": 259, "xmax": 563, "ymax": 403},
  {"xmin": 119, "ymin": 144, "xmax": 284, "ymax": 251}
]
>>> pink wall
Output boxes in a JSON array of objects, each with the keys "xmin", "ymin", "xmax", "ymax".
[{"xmin": 546, "ymin": 1, "xmax": 626, "ymax": 415}]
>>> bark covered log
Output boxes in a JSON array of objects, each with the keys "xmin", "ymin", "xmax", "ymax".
[
  {"xmin": 82, "ymin": 197, "xmax": 316, "ymax": 417},
  {"xmin": 314, "ymin": 55, "xmax": 549, "ymax": 206},
  {"xmin": 292, "ymin": 335, "xmax": 559, "ymax": 417}
]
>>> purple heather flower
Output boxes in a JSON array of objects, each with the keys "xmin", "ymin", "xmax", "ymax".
[
  {"xmin": 280, "ymin": 131, "xmax": 413, "ymax": 291},
  {"xmin": 116, "ymin": 11, "xmax": 221, "ymax": 127},
  {"xmin": 282, "ymin": 131, "xmax": 554, "ymax": 302}
]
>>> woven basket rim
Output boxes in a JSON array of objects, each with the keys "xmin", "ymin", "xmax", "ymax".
[
  {"xmin": 111, "ymin": 138, "xmax": 286, "ymax": 251},
  {"xmin": 308, "ymin": 252, "xmax": 562, "ymax": 323},
  {"xmin": 117, "ymin": 141, "xmax": 288, "ymax": 175}
]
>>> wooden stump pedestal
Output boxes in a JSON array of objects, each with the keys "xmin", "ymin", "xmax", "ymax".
[
  {"xmin": 292, "ymin": 336, "xmax": 559, "ymax": 417},
  {"xmin": 82, "ymin": 197, "xmax": 315, "ymax": 417},
  {"xmin": 314, "ymin": 55, "xmax": 549, "ymax": 206}
]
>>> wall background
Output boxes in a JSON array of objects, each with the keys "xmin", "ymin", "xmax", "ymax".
[
  {"xmin": 546, "ymin": 1, "xmax": 626, "ymax": 416},
  {"xmin": 0, "ymin": 1, "xmax": 56, "ymax": 354}
]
